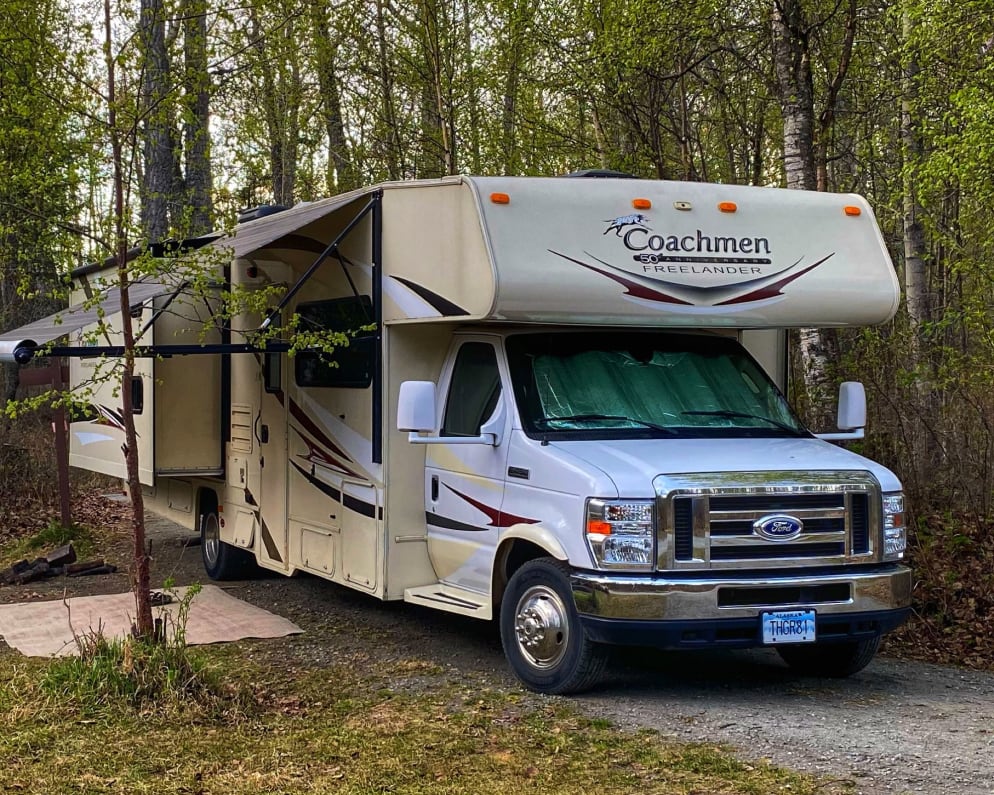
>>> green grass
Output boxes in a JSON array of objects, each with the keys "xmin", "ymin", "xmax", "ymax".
[
  {"xmin": 0, "ymin": 645, "xmax": 852, "ymax": 795},
  {"xmin": 0, "ymin": 519, "xmax": 96, "ymax": 568}
]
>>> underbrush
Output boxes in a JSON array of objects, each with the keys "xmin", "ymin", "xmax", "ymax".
[{"xmin": 884, "ymin": 511, "xmax": 994, "ymax": 669}]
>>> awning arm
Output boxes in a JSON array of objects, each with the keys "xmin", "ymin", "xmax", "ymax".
[
  {"xmin": 42, "ymin": 341, "xmax": 293, "ymax": 359},
  {"xmin": 259, "ymin": 192, "xmax": 380, "ymax": 332},
  {"xmin": 136, "ymin": 280, "xmax": 191, "ymax": 340}
]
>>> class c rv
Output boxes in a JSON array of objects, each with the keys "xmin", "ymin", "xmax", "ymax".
[{"xmin": 0, "ymin": 175, "xmax": 911, "ymax": 694}]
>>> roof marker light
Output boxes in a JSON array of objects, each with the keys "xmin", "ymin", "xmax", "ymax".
[
  {"xmin": 632, "ymin": 198, "xmax": 652, "ymax": 210},
  {"xmin": 718, "ymin": 201, "xmax": 737, "ymax": 213},
  {"xmin": 490, "ymin": 192, "xmax": 510, "ymax": 205},
  {"xmin": 844, "ymin": 205, "xmax": 862, "ymax": 216}
]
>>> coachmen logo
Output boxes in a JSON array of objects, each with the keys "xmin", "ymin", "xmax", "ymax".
[
  {"xmin": 754, "ymin": 514, "xmax": 804, "ymax": 541},
  {"xmin": 548, "ymin": 209, "xmax": 834, "ymax": 310},
  {"xmin": 604, "ymin": 213, "xmax": 650, "ymax": 237}
]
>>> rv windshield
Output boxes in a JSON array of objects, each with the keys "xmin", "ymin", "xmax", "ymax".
[{"xmin": 505, "ymin": 332, "xmax": 808, "ymax": 440}]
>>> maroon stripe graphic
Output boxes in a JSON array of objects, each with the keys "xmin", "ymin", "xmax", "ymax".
[
  {"xmin": 716, "ymin": 253, "xmax": 834, "ymax": 305},
  {"xmin": 291, "ymin": 425, "xmax": 363, "ymax": 479},
  {"xmin": 550, "ymin": 250, "xmax": 692, "ymax": 305},
  {"xmin": 443, "ymin": 483, "xmax": 539, "ymax": 527}
]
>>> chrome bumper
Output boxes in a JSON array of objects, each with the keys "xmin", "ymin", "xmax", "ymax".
[{"xmin": 571, "ymin": 565, "xmax": 912, "ymax": 621}]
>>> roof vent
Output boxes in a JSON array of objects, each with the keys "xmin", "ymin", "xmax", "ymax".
[{"xmin": 237, "ymin": 204, "xmax": 289, "ymax": 224}]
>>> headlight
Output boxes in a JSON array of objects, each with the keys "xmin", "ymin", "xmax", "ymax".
[
  {"xmin": 882, "ymin": 492, "xmax": 906, "ymax": 561},
  {"xmin": 586, "ymin": 499, "xmax": 654, "ymax": 569}
]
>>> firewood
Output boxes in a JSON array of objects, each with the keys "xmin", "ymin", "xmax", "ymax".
[
  {"xmin": 64, "ymin": 559, "xmax": 105, "ymax": 575},
  {"xmin": 44, "ymin": 544, "xmax": 77, "ymax": 567}
]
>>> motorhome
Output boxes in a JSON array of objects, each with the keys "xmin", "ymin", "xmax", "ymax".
[{"xmin": 0, "ymin": 175, "xmax": 911, "ymax": 693}]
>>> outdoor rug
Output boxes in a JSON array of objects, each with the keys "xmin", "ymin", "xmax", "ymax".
[{"xmin": 0, "ymin": 584, "xmax": 302, "ymax": 656}]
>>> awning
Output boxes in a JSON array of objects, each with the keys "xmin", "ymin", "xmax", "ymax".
[
  {"xmin": 0, "ymin": 279, "xmax": 176, "ymax": 364},
  {"xmin": 209, "ymin": 189, "xmax": 367, "ymax": 259},
  {"xmin": 2, "ymin": 187, "xmax": 374, "ymax": 364}
]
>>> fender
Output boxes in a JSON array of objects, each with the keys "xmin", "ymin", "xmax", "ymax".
[{"xmin": 498, "ymin": 523, "xmax": 569, "ymax": 562}]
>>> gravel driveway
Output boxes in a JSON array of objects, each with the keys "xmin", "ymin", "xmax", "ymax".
[{"xmin": 4, "ymin": 512, "xmax": 992, "ymax": 795}]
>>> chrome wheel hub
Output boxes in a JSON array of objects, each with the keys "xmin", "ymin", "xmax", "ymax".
[
  {"xmin": 203, "ymin": 513, "xmax": 220, "ymax": 567},
  {"xmin": 514, "ymin": 584, "xmax": 570, "ymax": 669}
]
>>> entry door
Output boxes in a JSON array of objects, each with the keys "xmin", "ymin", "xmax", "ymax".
[
  {"xmin": 257, "ymin": 348, "xmax": 290, "ymax": 571},
  {"xmin": 425, "ymin": 339, "xmax": 511, "ymax": 594}
]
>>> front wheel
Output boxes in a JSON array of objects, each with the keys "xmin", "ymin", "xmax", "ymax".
[
  {"xmin": 500, "ymin": 558, "xmax": 609, "ymax": 694},
  {"xmin": 777, "ymin": 636, "xmax": 881, "ymax": 677}
]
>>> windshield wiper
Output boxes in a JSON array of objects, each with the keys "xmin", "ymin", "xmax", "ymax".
[
  {"xmin": 681, "ymin": 410, "xmax": 801, "ymax": 434},
  {"xmin": 536, "ymin": 413, "xmax": 675, "ymax": 433}
]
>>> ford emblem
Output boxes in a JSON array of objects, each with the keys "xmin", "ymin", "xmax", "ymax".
[{"xmin": 754, "ymin": 514, "xmax": 803, "ymax": 541}]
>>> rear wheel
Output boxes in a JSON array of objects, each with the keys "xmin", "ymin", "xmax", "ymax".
[
  {"xmin": 777, "ymin": 636, "xmax": 881, "ymax": 677},
  {"xmin": 200, "ymin": 499, "xmax": 256, "ymax": 581},
  {"xmin": 500, "ymin": 558, "xmax": 608, "ymax": 694}
]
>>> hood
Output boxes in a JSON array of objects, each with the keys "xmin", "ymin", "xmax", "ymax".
[{"xmin": 548, "ymin": 437, "xmax": 902, "ymax": 496}]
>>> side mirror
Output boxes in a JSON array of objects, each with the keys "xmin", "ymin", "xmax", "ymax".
[
  {"xmin": 837, "ymin": 381, "xmax": 866, "ymax": 431},
  {"xmin": 815, "ymin": 381, "xmax": 866, "ymax": 441},
  {"xmin": 397, "ymin": 381, "xmax": 437, "ymax": 433}
]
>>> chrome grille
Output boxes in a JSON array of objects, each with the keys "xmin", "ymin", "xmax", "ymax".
[{"xmin": 656, "ymin": 471, "xmax": 880, "ymax": 571}]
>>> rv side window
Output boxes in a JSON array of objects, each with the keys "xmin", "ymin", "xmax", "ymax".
[
  {"xmin": 294, "ymin": 296, "xmax": 374, "ymax": 389},
  {"xmin": 442, "ymin": 342, "xmax": 501, "ymax": 437}
]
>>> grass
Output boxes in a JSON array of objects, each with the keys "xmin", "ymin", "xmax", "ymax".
[
  {"xmin": 0, "ymin": 519, "xmax": 97, "ymax": 568},
  {"xmin": 0, "ymin": 645, "xmax": 853, "ymax": 795}
]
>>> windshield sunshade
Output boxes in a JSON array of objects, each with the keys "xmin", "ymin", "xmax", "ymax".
[{"xmin": 506, "ymin": 332, "xmax": 807, "ymax": 440}]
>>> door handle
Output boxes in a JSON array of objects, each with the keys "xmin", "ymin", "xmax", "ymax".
[{"xmin": 431, "ymin": 475, "xmax": 439, "ymax": 502}]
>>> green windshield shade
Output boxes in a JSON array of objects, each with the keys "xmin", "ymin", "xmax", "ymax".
[{"xmin": 507, "ymin": 333, "xmax": 805, "ymax": 437}]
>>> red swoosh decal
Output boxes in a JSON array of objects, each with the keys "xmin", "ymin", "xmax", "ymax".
[
  {"xmin": 443, "ymin": 483, "xmax": 539, "ymax": 527},
  {"xmin": 291, "ymin": 426, "xmax": 363, "ymax": 478},
  {"xmin": 549, "ymin": 250, "xmax": 692, "ymax": 305},
  {"xmin": 716, "ymin": 253, "xmax": 834, "ymax": 305}
]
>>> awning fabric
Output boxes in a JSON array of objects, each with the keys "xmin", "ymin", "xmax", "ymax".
[
  {"xmin": 0, "ymin": 280, "xmax": 174, "ymax": 363},
  {"xmin": 209, "ymin": 189, "xmax": 366, "ymax": 259}
]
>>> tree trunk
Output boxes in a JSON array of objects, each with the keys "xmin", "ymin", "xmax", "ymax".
[
  {"xmin": 771, "ymin": 0, "xmax": 837, "ymax": 428},
  {"xmin": 309, "ymin": 0, "xmax": 355, "ymax": 193},
  {"xmin": 771, "ymin": 0, "xmax": 816, "ymax": 191},
  {"xmin": 106, "ymin": 0, "xmax": 153, "ymax": 638},
  {"xmin": 138, "ymin": 0, "xmax": 176, "ymax": 243},
  {"xmin": 901, "ymin": 10, "xmax": 928, "ymax": 332},
  {"xmin": 182, "ymin": 0, "xmax": 213, "ymax": 236},
  {"xmin": 374, "ymin": 0, "xmax": 403, "ymax": 179}
]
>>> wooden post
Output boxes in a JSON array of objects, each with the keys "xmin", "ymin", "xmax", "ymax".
[{"xmin": 50, "ymin": 359, "xmax": 72, "ymax": 527}]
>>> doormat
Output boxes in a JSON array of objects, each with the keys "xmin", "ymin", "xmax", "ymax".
[{"xmin": 0, "ymin": 585, "xmax": 302, "ymax": 657}]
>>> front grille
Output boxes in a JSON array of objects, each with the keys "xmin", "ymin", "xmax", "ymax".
[{"xmin": 659, "ymin": 472, "xmax": 879, "ymax": 570}]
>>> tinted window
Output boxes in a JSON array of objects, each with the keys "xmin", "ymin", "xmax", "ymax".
[
  {"xmin": 442, "ymin": 342, "xmax": 501, "ymax": 437},
  {"xmin": 294, "ymin": 296, "xmax": 374, "ymax": 389}
]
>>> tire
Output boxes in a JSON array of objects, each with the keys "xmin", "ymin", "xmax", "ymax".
[
  {"xmin": 500, "ymin": 558, "xmax": 609, "ymax": 695},
  {"xmin": 200, "ymin": 504, "xmax": 256, "ymax": 581},
  {"xmin": 777, "ymin": 636, "xmax": 881, "ymax": 678}
]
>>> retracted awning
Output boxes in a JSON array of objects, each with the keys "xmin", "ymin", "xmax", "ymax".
[{"xmin": 0, "ymin": 279, "xmax": 177, "ymax": 364}]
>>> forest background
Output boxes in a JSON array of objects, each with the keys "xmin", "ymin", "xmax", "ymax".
[{"xmin": 1, "ymin": 0, "xmax": 992, "ymax": 663}]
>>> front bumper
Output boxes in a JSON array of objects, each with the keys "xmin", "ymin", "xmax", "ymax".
[{"xmin": 571, "ymin": 565, "xmax": 912, "ymax": 649}]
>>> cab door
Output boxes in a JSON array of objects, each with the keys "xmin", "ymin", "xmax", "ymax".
[{"xmin": 425, "ymin": 338, "xmax": 511, "ymax": 594}]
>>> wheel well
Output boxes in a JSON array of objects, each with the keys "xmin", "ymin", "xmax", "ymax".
[
  {"xmin": 197, "ymin": 488, "xmax": 218, "ymax": 522},
  {"xmin": 493, "ymin": 539, "xmax": 550, "ymax": 609}
]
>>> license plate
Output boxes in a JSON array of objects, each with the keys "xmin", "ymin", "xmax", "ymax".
[{"xmin": 762, "ymin": 610, "xmax": 816, "ymax": 644}]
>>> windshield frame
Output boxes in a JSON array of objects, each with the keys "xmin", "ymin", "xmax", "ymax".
[{"xmin": 504, "ymin": 330, "xmax": 811, "ymax": 442}]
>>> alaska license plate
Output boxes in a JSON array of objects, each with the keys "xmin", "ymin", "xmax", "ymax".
[{"xmin": 762, "ymin": 610, "xmax": 816, "ymax": 644}]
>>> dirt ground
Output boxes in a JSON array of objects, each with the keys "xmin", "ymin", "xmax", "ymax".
[{"xmin": 2, "ymin": 507, "xmax": 993, "ymax": 795}]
